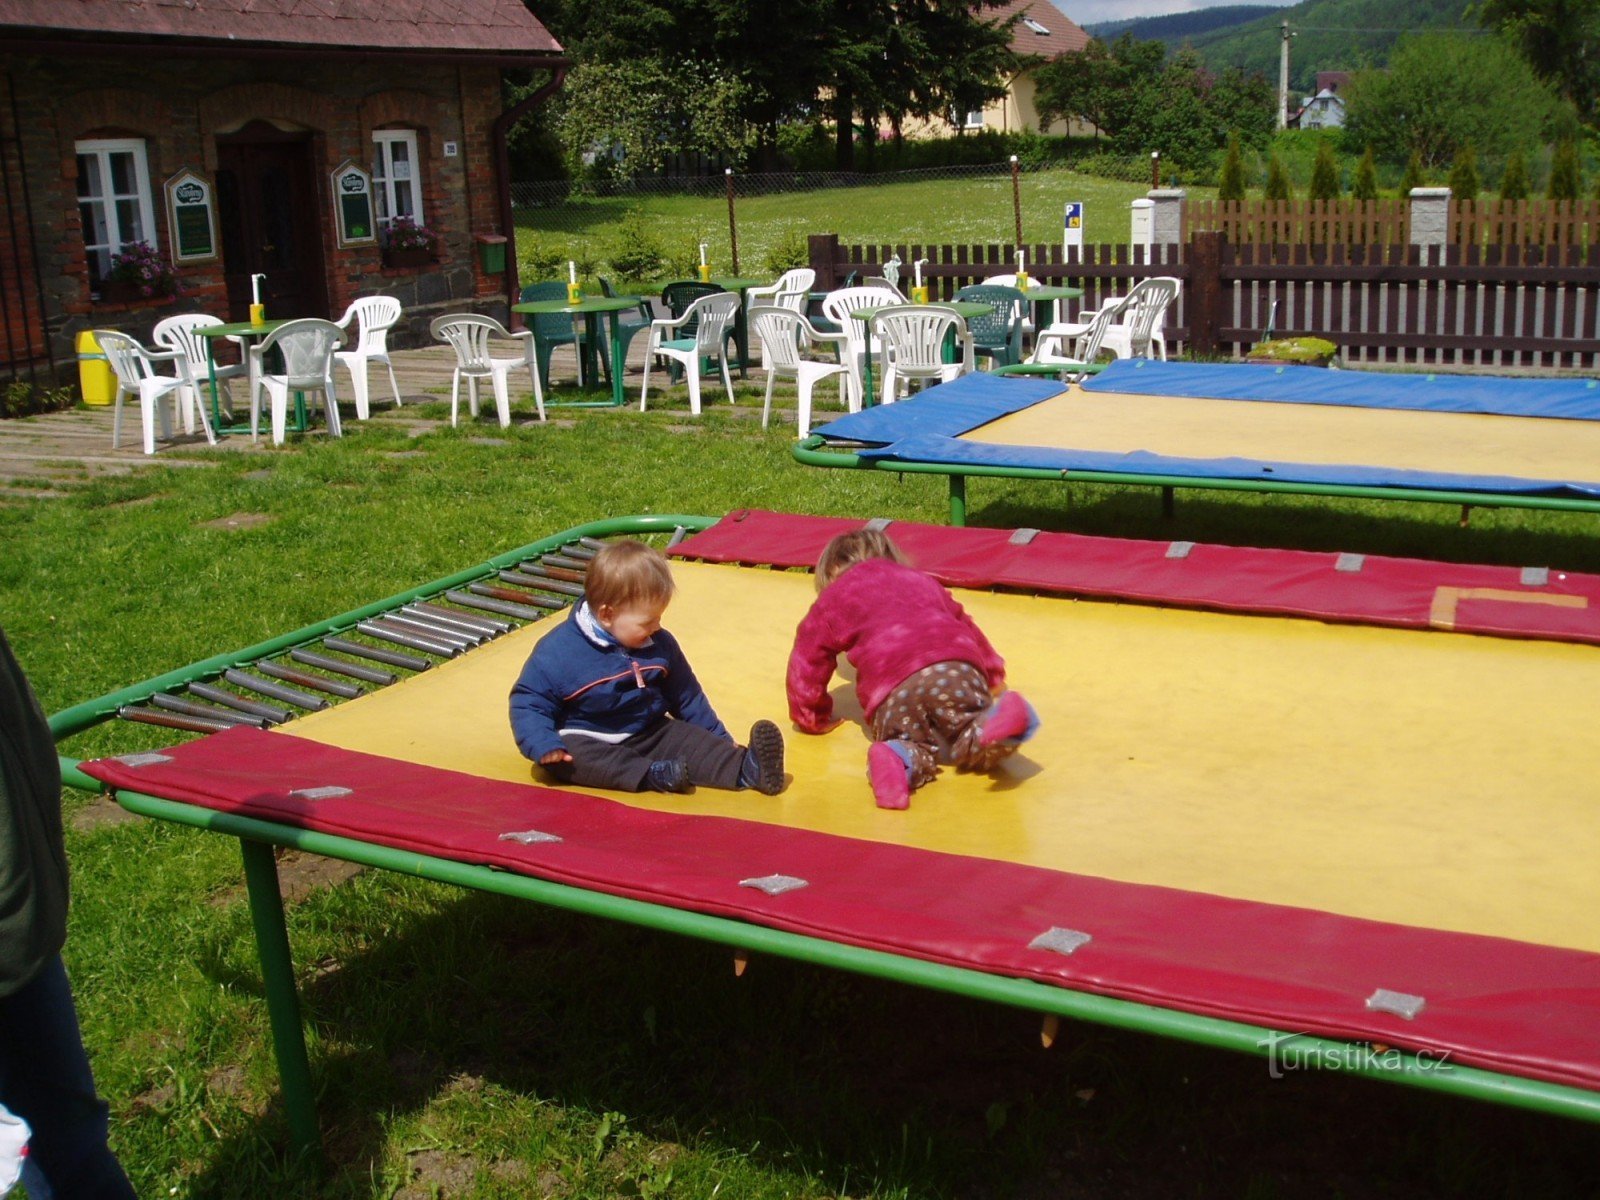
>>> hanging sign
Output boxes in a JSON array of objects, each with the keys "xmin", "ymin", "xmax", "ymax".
[
  {"xmin": 165, "ymin": 169, "xmax": 218, "ymax": 263},
  {"xmin": 331, "ymin": 160, "xmax": 377, "ymax": 247}
]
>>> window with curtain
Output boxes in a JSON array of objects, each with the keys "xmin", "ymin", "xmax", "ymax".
[
  {"xmin": 372, "ymin": 130, "xmax": 423, "ymax": 231},
  {"xmin": 76, "ymin": 138, "xmax": 155, "ymax": 288}
]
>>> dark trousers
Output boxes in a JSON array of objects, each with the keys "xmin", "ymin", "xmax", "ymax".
[
  {"xmin": 0, "ymin": 956, "xmax": 137, "ymax": 1199},
  {"xmin": 548, "ymin": 719, "xmax": 746, "ymax": 792}
]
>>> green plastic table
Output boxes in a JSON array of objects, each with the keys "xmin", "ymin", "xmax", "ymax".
[
  {"xmin": 710, "ymin": 276, "xmax": 769, "ymax": 375},
  {"xmin": 195, "ymin": 318, "xmax": 301, "ymax": 436},
  {"xmin": 511, "ymin": 294, "xmax": 641, "ymax": 408},
  {"xmin": 1014, "ymin": 283, "xmax": 1083, "ymax": 333},
  {"xmin": 849, "ymin": 300, "xmax": 992, "ymax": 408}
]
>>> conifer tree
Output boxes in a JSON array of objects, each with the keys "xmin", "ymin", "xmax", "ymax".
[
  {"xmin": 1548, "ymin": 138, "xmax": 1581, "ymax": 199},
  {"xmin": 1448, "ymin": 143, "xmax": 1480, "ymax": 202},
  {"xmin": 1218, "ymin": 133, "xmax": 1247, "ymax": 202},
  {"xmin": 1400, "ymin": 149, "xmax": 1425, "ymax": 195},
  {"xmin": 1352, "ymin": 146, "xmax": 1379, "ymax": 200},
  {"xmin": 1308, "ymin": 139, "xmax": 1340, "ymax": 200},
  {"xmin": 1264, "ymin": 153, "xmax": 1292, "ymax": 201},
  {"xmin": 1499, "ymin": 147, "xmax": 1530, "ymax": 201}
]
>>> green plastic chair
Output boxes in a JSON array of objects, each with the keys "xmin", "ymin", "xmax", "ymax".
[
  {"xmin": 953, "ymin": 284, "xmax": 1026, "ymax": 369},
  {"xmin": 519, "ymin": 281, "xmax": 591, "ymax": 389},
  {"xmin": 597, "ymin": 277, "xmax": 655, "ymax": 385},
  {"xmin": 659, "ymin": 281, "xmax": 726, "ymax": 381}
]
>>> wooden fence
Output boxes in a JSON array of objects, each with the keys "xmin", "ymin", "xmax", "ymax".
[{"xmin": 807, "ymin": 230, "xmax": 1600, "ymax": 370}]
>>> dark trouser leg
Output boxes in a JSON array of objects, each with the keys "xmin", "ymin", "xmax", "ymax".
[
  {"xmin": 871, "ymin": 661, "xmax": 1010, "ymax": 788},
  {"xmin": 546, "ymin": 721, "xmax": 746, "ymax": 792},
  {"xmin": 0, "ymin": 956, "xmax": 137, "ymax": 1200}
]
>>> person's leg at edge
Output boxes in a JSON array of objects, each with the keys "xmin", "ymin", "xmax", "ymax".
[{"xmin": 0, "ymin": 956, "xmax": 137, "ymax": 1200}]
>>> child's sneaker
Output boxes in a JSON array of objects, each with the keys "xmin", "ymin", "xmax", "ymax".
[
  {"xmin": 979, "ymin": 691, "xmax": 1038, "ymax": 747},
  {"xmin": 646, "ymin": 757, "xmax": 691, "ymax": 793},
  {"xmin": 867, "ymin": 741, "xmax": 912, "ymax": 810},
  {"xmin": 740, "ymin": 719, "xmax": 786, "ymax": 795}
]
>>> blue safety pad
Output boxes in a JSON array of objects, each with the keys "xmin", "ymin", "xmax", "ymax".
[
  {"xmin": 1084, "ymin": 358, "xmax": 1600, "ymax": 421},
  {"xmin": 810, "ymin": 373, "xmax": 1061, "ymax": 444},
  {"xmin": 851, "ymin": 437, "xmax": 1600, "ymax": 497}
]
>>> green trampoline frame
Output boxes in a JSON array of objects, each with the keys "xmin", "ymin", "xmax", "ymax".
[
  {"xmin": 51, "ymin": 515, "xmax": 1600, "ymax": 1165},
  {"xmin": 791, "ymin": 436, "xmax": 1600, "ymax": 527}
]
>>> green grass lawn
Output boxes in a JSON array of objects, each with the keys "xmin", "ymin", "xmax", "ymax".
[
  {"xmin": 9, "ymin": 377, "xmax": 1600, "ymax": 1198},
  {"xmin": 516, "ymin": 167, "xmax": 1193, "ymax": 285}
]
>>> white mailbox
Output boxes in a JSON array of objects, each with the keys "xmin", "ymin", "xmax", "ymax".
[{"xmin": 1130, "ymin": 198, "xmax": 1154, "ymax": 247}]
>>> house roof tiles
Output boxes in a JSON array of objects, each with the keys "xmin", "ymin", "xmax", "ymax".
[
  {"xmin": 992, "ymin": 0, "xmax": 1090, "ymax": 60},
  {"xmin": 0, "ymin": 0, "xmax": 561, "ymax": 55}
]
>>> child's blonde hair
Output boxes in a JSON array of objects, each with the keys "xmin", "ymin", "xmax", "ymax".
[
  {"xmin": 815, "ymin": 528, "xmax": 907, "ymax": 591},
  {"xmin": 585, "ymin": 540, "xmax": 676, "ymax": 610}
]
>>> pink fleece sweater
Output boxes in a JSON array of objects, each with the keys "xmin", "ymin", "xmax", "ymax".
[{"xmin": 786, "ymin": 558, "xmax": 1006, "ymax": 732}]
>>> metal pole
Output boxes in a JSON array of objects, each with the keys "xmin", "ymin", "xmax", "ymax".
[
  {"xmin": 725, "ymin": 168, "xmax": 739, "ymax": 275},
  {"xmin": 240, "ymin": 839, "xmax": 322, "ymax": 1164},
  {"xmin": 1278, "ymin": 21, "xmax": 1292, "ymax": 130},
  {"xmin": 1010, "ymin": 155, "xmax": 1022, "ymax": 249},
  {"xmin": 1151, "ymin": 151, "xmax": 1160, "ymax": 190}
]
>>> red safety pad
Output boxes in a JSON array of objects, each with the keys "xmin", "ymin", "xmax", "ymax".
[
  {"xmin": 674, "ymin": 510, "xmax": 1600, "ymax": 644},
  {"xmin": 85, "ymin": 727, "xmax": 1600, "ymax": 1093}
]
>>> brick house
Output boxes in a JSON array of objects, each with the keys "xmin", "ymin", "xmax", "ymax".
[{"xmin": 0, "ymin": 0, "xmax": 566, "ymax": 381}]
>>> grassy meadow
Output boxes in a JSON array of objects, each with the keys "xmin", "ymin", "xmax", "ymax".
[
  {"xmin": 515, "ymin": 167, "xmax": 1183, "ymax": 284},
  {"xmin": 9, "ymin": 368, "xmax": 1600, "ymax": 1199}
]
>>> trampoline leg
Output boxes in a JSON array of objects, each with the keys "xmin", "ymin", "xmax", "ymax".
[
  {"xmin": 241, "ymin": 838, "xmax": 322, "ymax": 1166},
  {"xmin": 1161, "ymin": 486, "xmax": 1175, "ymax": 520},
  {"xmin": 949, "ymin": 476, "xmax": 967, "ymax": 526}
]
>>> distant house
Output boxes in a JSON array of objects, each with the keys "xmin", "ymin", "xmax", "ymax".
[
  {"xmin": 1296, "ymin": 71, "xmax": 1350, "ymax": 130},
  {"xmin": 0, "ymin": 0, "xmax": 567, "ymax": 379},
  {"xmin": 887, "ymin": 0, "xmax": 1096, "ymax": 139}
]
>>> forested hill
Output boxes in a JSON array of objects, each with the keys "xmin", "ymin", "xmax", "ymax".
[
  {"xmin": 1084, "ymin": 6, "xmax": 1278, "ymax": 44},
  {"xmin": 1080, "ymin": 0, "xmax": 1482, "ymax": 93}
]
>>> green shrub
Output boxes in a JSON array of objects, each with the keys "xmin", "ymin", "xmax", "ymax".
[
  {"xmin": 762, "ymin": 227, "xmax": 811, "ymax": 275},
  {"xmin": 604, "ymin": 209, "xmax": 666, "ymax": 283},
  {"xmin": 518, "ymin": 237, "xmax": 565, "ymax": 282},
  {"xmin": 1400, "ymin": 149, "xmax": 1425, "ymax": 195},
  {"xmin": 1352, "ymin": 146, "xmax": 1379, "ymax": 200},
  {"xmin": 1264, "ymin": 153, "xmax": 1292, "ymax": 201},
  {"xmin": 1217, "ymin": 134, "xmax": 1246, "ymax": 202},
  {"xmin": 1500, "ymin": 148, "xmax": 1530, "ymax": 200},
  {"xmin": 1548, "ymin": 138, "xmax": 1581, "ymax": 200},
  {"xmin": 2, "ymin": 380, "xmax": 75, "ymax": 419},
  {"xmin": 1308, "ymin": 140, "xmax": 1341, "ymax": 200},
  {"xmin": 663, "ymin": 239, "xmax": 705, "ymax": 280}
]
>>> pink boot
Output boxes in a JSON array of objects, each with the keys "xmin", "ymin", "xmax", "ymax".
[
  {"xmin": 867, "ymin": 741, "xmax": 912, "ymax": 810},
  {"xmin": 979, "ymin": 691, "xmax": 1038, "ymax": 747}
]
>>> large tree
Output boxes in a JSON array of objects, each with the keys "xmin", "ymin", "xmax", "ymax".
[
  {"xmin": 1341, "ymin": 32, "xmax": 1566, "ymax": 169},
  {"xmin": 1477, "ymin": 0, "xmax": 1600, "ymax": 124}
]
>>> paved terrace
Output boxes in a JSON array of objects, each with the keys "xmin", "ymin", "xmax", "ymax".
[{"xmin": 0, "ymin": 339, "xmax": 783, "ymax": 500}]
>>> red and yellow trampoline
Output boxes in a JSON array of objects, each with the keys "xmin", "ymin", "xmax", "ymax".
[{"xmin": 57, "ymin": 509, "xmax": 1600, "ymax": 1153}]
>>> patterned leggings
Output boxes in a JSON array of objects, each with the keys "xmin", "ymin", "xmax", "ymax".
[{"xmin": 869, "ymin": 660, "xmax": 1015, "ymax": 789}]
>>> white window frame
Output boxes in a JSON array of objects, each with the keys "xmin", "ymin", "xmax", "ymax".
[
  {"xmin": 962, "ymin": 109, "xmax": 986, "ymax": 130},
  {"xmin": 372, "ymin": 129, "xmax": 424, "ymax": 232},
  {"xmin": 76, "ymin": 137, "xmax": 156, "ymax": 286}
]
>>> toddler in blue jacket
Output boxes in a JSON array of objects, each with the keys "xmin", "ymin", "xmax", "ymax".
[{"xmin": 509, "ymin": 540, "xmax": 785, "ymax": 794}]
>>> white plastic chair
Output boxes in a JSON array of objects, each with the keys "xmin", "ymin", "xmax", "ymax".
[
  {"xmin": 248, "ymin": 318, "xmax": 346, "ymax": 444},
  {"xmin": 1027, "ymin": 302, "xmax": 1122, "ymax": 381},
  {"xmin": 744, "ymin": 267, "xmax": 815, "ymax": 313},
  {"xmin": 96, "ymin": 329, "xmax": 214, "ymax": 455},
  {"xmin": 819, "ymin": 285, "xmax": 903, "ymax": 409},
  {"xmin": 749, "ymin": 306, "xmax": 854, "ymax": 437},
  {"xmin": 1041, "ymin": 276, "xmax": 1181, "ymax": 361},
  {"xmin": 870, "ymin": 305, "xmax": 975, "ymax": 402},
  {"xmin": 333, "ymin": 295, "xmax": 404, "ymax": 419},
  {"xmin": 430, "ymin": 313, "xmax": 543, "ymax": 428},
  {"xmin": 639, "ymin": 292, "xmax": 741, "ymax": 415},
  {"xmin": 153, "ymin": 313, "xmax": 241, "ymax": 429}
]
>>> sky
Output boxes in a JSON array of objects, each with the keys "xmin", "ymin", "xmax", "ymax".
[{"xmin": 1052, "ymin": 0, "xmax": 1298, "ymax": 27}]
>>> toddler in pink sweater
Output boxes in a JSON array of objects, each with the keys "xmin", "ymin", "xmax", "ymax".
[{"xmin": 786, "ymin": 529, "xmax": 1039, "ymax": 809}]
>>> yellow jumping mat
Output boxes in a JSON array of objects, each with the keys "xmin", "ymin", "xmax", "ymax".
[
  {"xmin": 970, "ymin": 387, "xmax": 1600, "ymax": 482},
  {"xmin": 286, "ymin": 560, "xmax": 1600, "ymax": 956}
]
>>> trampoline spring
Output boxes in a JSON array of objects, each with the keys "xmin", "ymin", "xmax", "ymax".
[
  {"xmin": 119, "ymin": 705, "xmax": 233, "ymax": 734},
  {"xmin": 356, "ymin": 619, "xmax": 461, "ymax": 659},
  {"xmin": 222, "ymin": 669, "xmax": 332, "ymax": 712},
  {"xmin": 393, "ymin": 607, "xmax": 494, "ymax": 643},
  {"xmin": 560, "ymin": 542, "xmax": 597, "ymax": 560},
  {"xmin": 498, "ymin": 569, "xmax": 583, "ymax": 597},
  {"xmin": 150, "ymin": 693, "xmax": 271, "ymax": 728},
  {"xmin": 187, "ymin": 682, "xmax": 292, "ymax": 724},
  {"xmin": 254, "ymin": 660, "xmax": 364, "ymax": 700},
  {"xmin": 480, "ymin": 579, "xmax": 566, "ymax": 608},
  {"xmin": 406, "ymin": 601, "xmax": 511, "ymax": 635},
  {"xmin": 578, "ymin": 536, "xmax": 608, "ymax": 551},
  {"xmin": 538, "ymin": 554, "xmax": 589, "ymax": 573},
  {"xmin": 290, "ymin": 647, "xmax": 398, "ymax": 685},
  {"xmin": 379, "ymin": 612, "xmax": 482, "ymax": 648},
  {"xmin": 321, "ymin": 637, "xmax": 430, "ymax": 674},
  {"xmin": 446, "ymin": 588, "xmax": 550, "ymax": 621},
  {"xmin": 519, "ymin": 562, "xmax": 586, "ymax": 584},
  {"xmin": 666, "ymin": 525, "xmax": 689, "ymax": 549}
]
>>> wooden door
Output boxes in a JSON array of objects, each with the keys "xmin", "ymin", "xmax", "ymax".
[{"xmin": 215, "ymin": 123, "xmax": 329, "ymax": 321}]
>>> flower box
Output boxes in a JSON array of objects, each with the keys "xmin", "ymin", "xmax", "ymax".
[{"xmin": 382, "ymin": 246, "xmax": 434, "ymax": 270}]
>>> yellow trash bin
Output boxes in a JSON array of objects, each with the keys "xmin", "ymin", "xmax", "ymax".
[{"xmin": 76, "ymin": 329, "xmax": 116, "ymax": 406}]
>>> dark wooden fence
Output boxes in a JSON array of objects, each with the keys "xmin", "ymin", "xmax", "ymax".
[{"xmin": 808, "ymin": 220, "xmax": 1600, "ymax": 369}]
